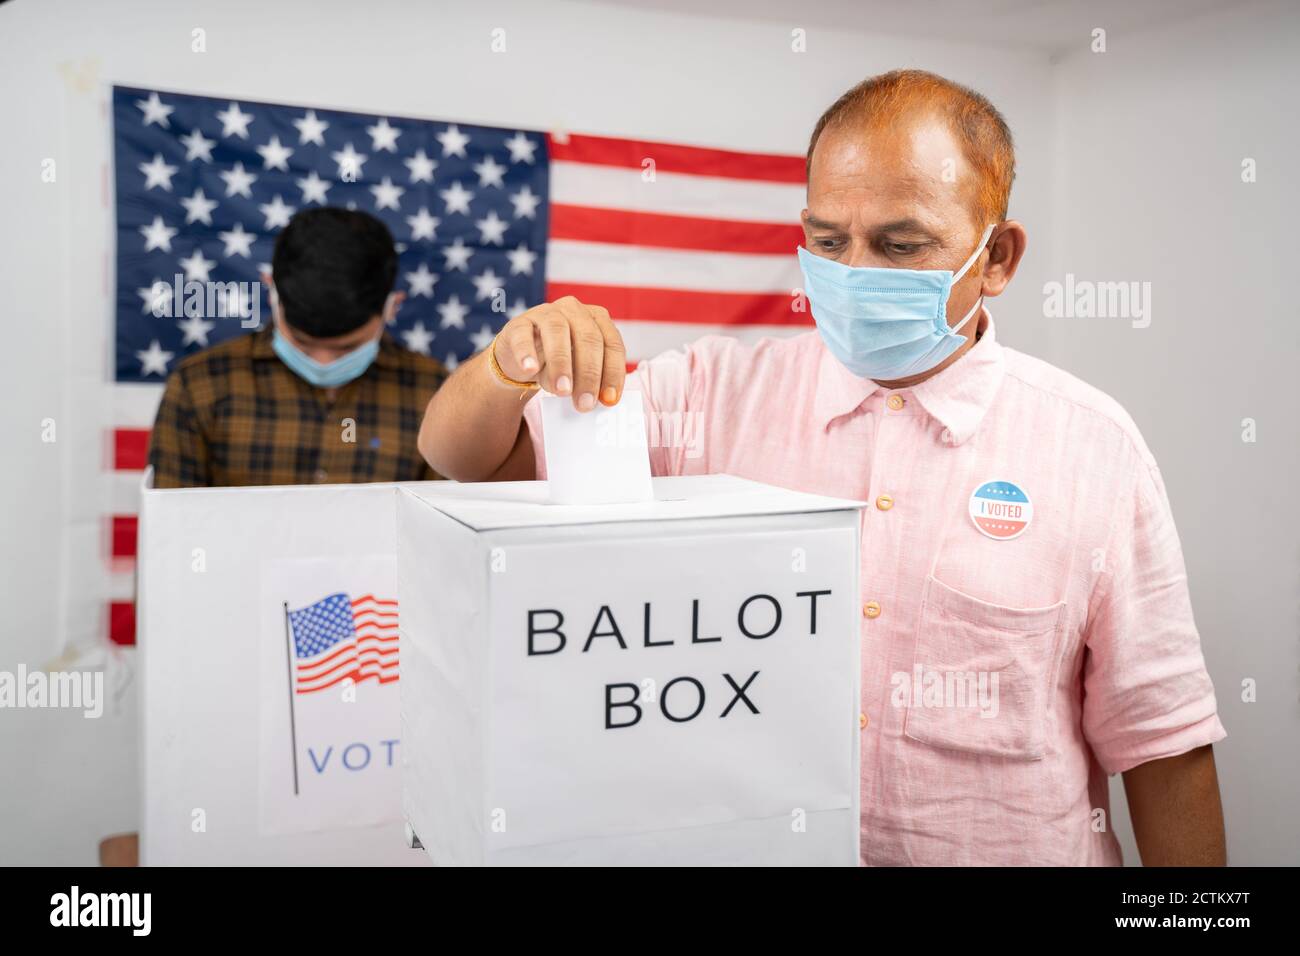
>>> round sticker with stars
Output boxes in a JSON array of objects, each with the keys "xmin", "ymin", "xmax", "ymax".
[{"xmin": 968, "ymin": 480, "xmax": 1033, "ymax": 540}]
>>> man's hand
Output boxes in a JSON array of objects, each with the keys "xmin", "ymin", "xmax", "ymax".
[
  {"xmin": 417, "ymin": 296, "xmax": 626, "ymax": 482},
  {"xmin": 494, "ymin": 296, "xmax": 627, "ymax": 411},
  {"xmin": 1123, "ymin": 744, "xmax": 1226, "ymax": 865}
]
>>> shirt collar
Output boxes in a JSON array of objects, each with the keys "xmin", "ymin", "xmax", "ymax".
[
  {"xmin": 252, "ymin": 324, "xmax": 402, "ymax": 370},
  {"xmin": 813, "ymin": 309, "xmax": 1006, "ymax": 446}
]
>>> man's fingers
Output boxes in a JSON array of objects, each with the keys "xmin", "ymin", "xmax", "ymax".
[
  {"xmin": 588, "ymin": 305, "xmax": 627, "ymax": 406},
  {"xmin": 534, "ymin": 308, "xmax": 573, "ymax": 396},
  {"xmin": 497, "ymin": 318, "xmax": 540, "ymax": 382},
  {"xmin": 554, "ymin": 297, "xmax": 605, "ymax": 411},
  {"xmin": 498, "ymin": 297, "xmax": 619, "ymax": 409}
]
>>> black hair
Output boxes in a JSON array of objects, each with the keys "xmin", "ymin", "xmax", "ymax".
[{"xmin": 270, "ymin": 207, "xmax": 398, "ymax": 338}]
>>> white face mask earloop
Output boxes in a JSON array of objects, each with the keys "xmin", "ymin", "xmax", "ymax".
[
  {"xmin": 948, "ymin": 223, "xmax": 997, "ymax": 333},
  {"xmin": 267, "ymin": 282, "xmax": 287, "ymax": 332},
  {"xmin": 381, "ymin": 291, "xmax": 400, "ymax": 325},
  {"xmin": 952, "ymin": 223, "xmax": 997, "ymax": 284}
]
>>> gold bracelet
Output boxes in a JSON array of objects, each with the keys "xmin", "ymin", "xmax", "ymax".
[{"xmin": 487, "ymin": 334, "xmax": 540, "ymax": 391}]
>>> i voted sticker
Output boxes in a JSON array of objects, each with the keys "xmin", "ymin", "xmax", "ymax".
[{"xmin": 969, "ymin": 480, "xmax": 1033, "ymax": 540}]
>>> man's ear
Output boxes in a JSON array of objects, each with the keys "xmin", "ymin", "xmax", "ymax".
[
  {"xmin": 383, "ymin": 290, "xmax": 405, "ymax": 324},
  {"xmin": 981, "ymin": 221, "xmax": 1027, "ymax": 297}
]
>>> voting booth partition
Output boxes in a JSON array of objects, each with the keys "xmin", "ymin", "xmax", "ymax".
[
  {"xmin": 137, "ymin": 472, "xmax": 430, "ymax": 866},
  {"xmin": 398, "ymin": 475, "xmax": 864, "ymax": 866},
  {"xmin": 139, "ymin": 471, "xmax": 864, "ymax": 865}
]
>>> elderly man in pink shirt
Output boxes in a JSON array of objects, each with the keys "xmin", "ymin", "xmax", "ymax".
[{"xmin": 418, "ymin": 69, "xmax": 1227, "ymax": 866}]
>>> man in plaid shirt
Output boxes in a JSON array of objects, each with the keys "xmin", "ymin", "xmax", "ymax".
[{"xmin": 149, "ymin": 208, "xmax": 446, "ymax": 487}]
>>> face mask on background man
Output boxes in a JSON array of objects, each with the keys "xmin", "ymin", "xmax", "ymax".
[{"xmin": 268, "ymin": 283, "xmax": 394, "ymax": 389}]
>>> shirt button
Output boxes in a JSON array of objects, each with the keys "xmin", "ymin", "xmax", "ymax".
[
  {"xmin": 859, "ymin": 712, "xmax": 868, "ymax": 730},
  {"xmin": 314, "ymin": 468, "xmax": 329, "ymax": 483},
  {"xmin": 875, "ymin": 494, "xmax": 894, "ymax": 511},
  {"xmin": 862, "ymin": 600, "xmax": 881, "ymax": 619},
  {"xmin": 886, "ymin": 394, "xmax": 905, "ymax": 410}
]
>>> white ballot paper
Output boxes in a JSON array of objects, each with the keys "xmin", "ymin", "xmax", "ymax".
[{"xmin": 538, "ymin": 387, "xmax": 654, "ymax": 505}]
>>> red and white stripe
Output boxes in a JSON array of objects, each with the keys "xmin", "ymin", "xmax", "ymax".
[
  {"xmin": 108, "ymin": 383, "xmax": 166, "ymax": 645},
  {"xmin": 545, "ymin": 133, "xmax": 809, "ymax": 362},
  {"xmin": 295, "ymin": 594, "xmax": 400, "ymax": 695}
]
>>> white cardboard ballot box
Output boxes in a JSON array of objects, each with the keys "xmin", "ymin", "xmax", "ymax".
[{"xmin": 397, "ymin": 474, "xmax": 865, "ymax": 866}]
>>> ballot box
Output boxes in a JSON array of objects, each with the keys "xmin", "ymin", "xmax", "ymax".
[
  {"xmin": 397, "ymin": 473, "xmax": 865, "ymax": 866},
  {"xmin": 137, "ymin": 471, "xmax": 433, "ymax": 866}
]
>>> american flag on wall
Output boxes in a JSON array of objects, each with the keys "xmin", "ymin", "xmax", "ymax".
[{"xmin": 107, "ymin": 85, "xmax": 808, "ymax": 643}]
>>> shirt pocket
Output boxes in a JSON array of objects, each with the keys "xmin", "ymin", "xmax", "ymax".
[{"xmin": 902, "ymin": 574, "xmax": 1066, "ymax": 761}]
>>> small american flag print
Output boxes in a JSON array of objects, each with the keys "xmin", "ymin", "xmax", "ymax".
[{"xmin": 288, "ymin": 593, "xmax": 400, "ymax": 695}]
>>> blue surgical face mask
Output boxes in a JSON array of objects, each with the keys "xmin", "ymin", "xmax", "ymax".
[
  {"xmin": 273, "ymin": 325, "xmax": 380, "ymax": 388},
  {"xmin": 268, "ymin": 284, "xmax": 384, "ymax": 388},
  {"xmin": 798, "ymin": 223, "xmax": 996, "ymax": 380}
]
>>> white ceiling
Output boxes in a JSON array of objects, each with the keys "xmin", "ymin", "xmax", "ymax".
[{"xmin": 579, "ymin": 0, "xmax": 1245, "ymax": 56}]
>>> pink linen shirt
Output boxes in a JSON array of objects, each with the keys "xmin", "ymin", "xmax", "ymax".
[{"xmin": 523, "ymin": 312, "xmax": 1225, "ymax": 866}]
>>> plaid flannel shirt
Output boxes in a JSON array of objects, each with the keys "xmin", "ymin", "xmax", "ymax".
[{"xmin": 148, "ymin": 327, "xmax": 446, "ymax": 488}]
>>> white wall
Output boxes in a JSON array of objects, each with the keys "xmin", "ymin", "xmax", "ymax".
[{"xmin": 1047, "ymin": 0, "xmax": 1300, "ymax": 865}]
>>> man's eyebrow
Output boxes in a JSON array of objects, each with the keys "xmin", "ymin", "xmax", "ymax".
[
  {"xmin": 872, "ymin": 218, "xmax": 939, "ymax": 238},
  {"xmin": 803, "ymin": 213, "xmax": 843, "ymax": 231},
  {"xmin": 802, "ymin": 214, "xmax": 941, "ymax": 238}
]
